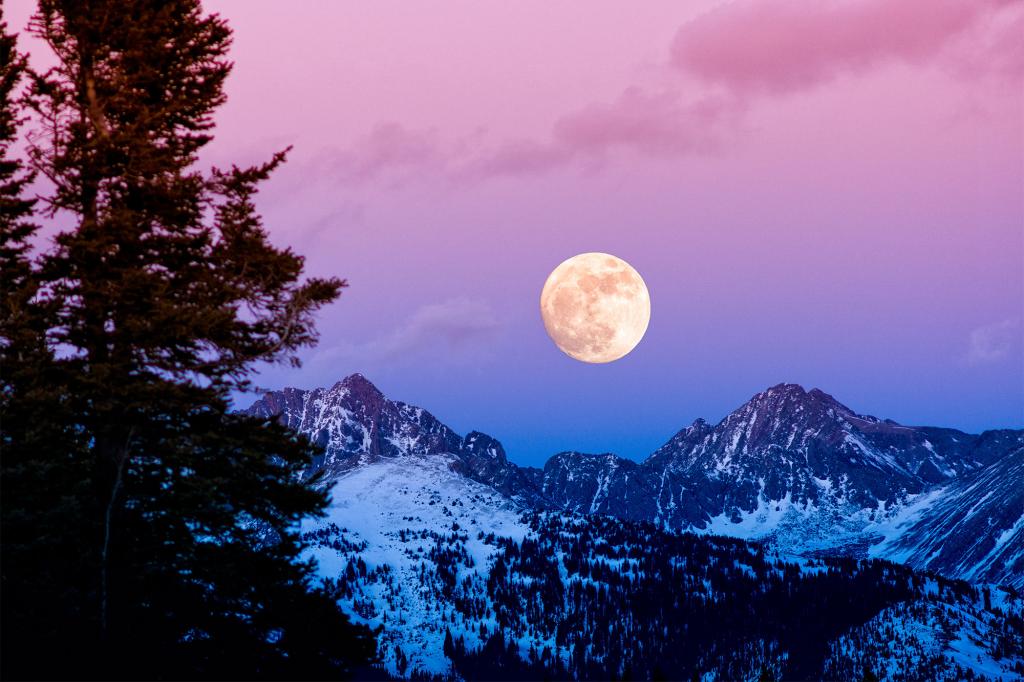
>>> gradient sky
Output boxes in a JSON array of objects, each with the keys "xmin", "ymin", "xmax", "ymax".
[{"xmin": 8, "ymin": 0, "xmax": 1024, "ymax": 466}]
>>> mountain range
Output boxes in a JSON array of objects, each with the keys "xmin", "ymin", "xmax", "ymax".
[
  {"xmin": 244, "ymin": 374, "xmax": 1024, "ymax": 679},
  {"xmin": 246, "ymin": 374, "xmax": 1023, "ymax": 589}
]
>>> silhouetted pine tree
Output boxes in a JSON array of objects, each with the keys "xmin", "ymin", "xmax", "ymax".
[
  {"xmin": 1, "ymin": 1, "xmax": 375, "ymax": 678},
  {"xmin": 2, "ymin": 11, "xmax": 99, "ymax": 675}
]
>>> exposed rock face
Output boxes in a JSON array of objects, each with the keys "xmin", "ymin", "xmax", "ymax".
[
  {"xmin": 541, "ymin": 451, "xmax": 645, "ymax": 515},
  {"xmin": 451, "ymin": 430, "xmax": 545, "ymax": 504},
  {"xmin": 246, "ymin": 374, "xmax": 461, "ymax": 475},
  {"xmin": 638, "ymin": 383, "xmax": 1017, "ymax": 528},
  {"xmin": 244, "ymin": 374, "xmax": 543, "ymax": 504},
  {"xmin": 243, "ymin": 374, "xmax": 1023, "ymax": 587},
  {"xmin": 531, "ymin": 384, "xmax": 1021, "ymax": 533}
]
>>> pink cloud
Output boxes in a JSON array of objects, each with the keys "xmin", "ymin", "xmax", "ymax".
[
  {"xmin": 949, "ymin": 2, "xmax": 1024, "ymax": 81},
  {"xmin": 456, "ymin": 88, "xmax": 738, "ymax": 181},
  {"xmin": 459, "ymin": 139, "xmax": 573, "ymax": 178},
  {"xmin": 553, "ymin": 88, "xmax": 736, "ymax": 157},
  {"xmin": 670, "ymin": 0, "xmax": 1009, "ymax": 95},
  {"xmin": 328, "ymin": 122, "xmax": 443, "ymax": 182},
  {"xmin": 322, "ymin": 0, "xmax": 1019, "ymax": 185}
]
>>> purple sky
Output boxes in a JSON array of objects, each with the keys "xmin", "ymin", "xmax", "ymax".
[{"xmin": 9, "ymin": 0, "xmax": 1023, "ymax": 465}]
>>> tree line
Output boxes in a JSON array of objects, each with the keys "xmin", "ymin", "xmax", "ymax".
[{"xmin": 323, "ymin": 510, "xmax": 1023, "ymax": 681}]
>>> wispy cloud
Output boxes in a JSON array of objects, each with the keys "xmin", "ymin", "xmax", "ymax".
[
  {"xmin": 554, "ymin": 89, "xmax": 736, "ymax": 157},
  {"xmin": 966, "ymin": 318, "xmax": 1020, "ymax": 366},
  {"xmin": 306, "ymin": 298, "xmax": 503, "ymax": 377},
  {"xmin": 454, "ymin": 89, "xmax": 738, "ymax": 181},
  {"xmin": 313, "ymin": 0, "xmax": 1019, "ymax": 186},
  {"xmin": 946, "ymin": 2, "xmax": 1024, "ymax": 82},
  {"xmin": 323, "ymin": 88, "xmax": 740, "ymax": 185},
  {"xmin": 325, "ymin": 122, "xmax": 448, "ymax": 184}
]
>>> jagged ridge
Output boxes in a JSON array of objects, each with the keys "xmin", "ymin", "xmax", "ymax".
[{"xmin": 244, "ymin": 374, "xmax": 1023, "ymax": 588}]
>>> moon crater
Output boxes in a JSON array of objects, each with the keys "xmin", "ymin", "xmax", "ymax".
[{"xmin": 540, "ymin": 253, "xmax": 651, "ymax": 363}]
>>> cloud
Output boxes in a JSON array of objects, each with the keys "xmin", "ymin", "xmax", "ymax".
[
  {"xmin": 553, "ymin": 88, "xmax": 737, "ymax": 157},
  {"xmin": 965, "ymin": 318, "xmax": 1020, "ymax": 366},
  {"xmin": 307, "ymin": 298, "xmax": 503, "ymax": 374},
  {"xmin": 318, "ymin": 0, "xmax": 1018, "ymax": 186},
  {"xmin": 326, "ymin": 122, "xmax": 446, "ymax": 183},
  {"xmin": 458, "ymin": 0, "xmax": 1017, "ymax": 181},
  {"xmin": 454, "ymin": 88, "xmax": 740, "ymax": 181},
  {"xmin": 366, "ymin": 297, "xmax": 503, "ymax": 361},
  {"xmin": 946, "ymin": 2, "xmax": 1024, "ymax": 82},
  {"xmin": 323, "ymin": 89, "xmax": 740, "ymax": 185},
  {"xmin": 457, "ymin": 138, "xmax": 573, "ymax": 179},
  {"xmin": 669, "ymin": 0, "xmax": 1010, "ymax": 96}
]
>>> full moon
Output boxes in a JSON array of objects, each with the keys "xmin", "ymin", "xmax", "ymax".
[{"xmin": 540, "ymin": 252, "xmax": 651, "ymax": 363}]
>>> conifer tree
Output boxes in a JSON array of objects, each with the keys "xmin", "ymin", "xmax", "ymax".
[
  {"xmin": 2, "ymin": 1, "xmax": 376, "ymax": 678},
  {"xmin": 2, "ymin": 13, "xmax": 98, "ymax": 674},
  {"xmin": 1, "ymin": 15, "xmax": 39, "ymax": 381}
]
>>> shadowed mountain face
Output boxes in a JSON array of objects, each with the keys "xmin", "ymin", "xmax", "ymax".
[
  {"xmin": 638, "ymin": 383, "xmax": 1016, "ymax": 526},
  {"xmin": 532, "ymin": 384, "xmax": 1021, "ymax": 534},
  {"xmin": 875, "ymin": 446, "xmax": 1024, "ymax": 588},
  {"xmin": 246, "ymin": 375, "xmax": 462, "ymax": 468},
  {"xmin": 244, "ymin": 375, "xmax": 1023, "ymax": 587}
]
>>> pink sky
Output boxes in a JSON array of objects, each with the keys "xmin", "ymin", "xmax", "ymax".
[{"xmin": 7, "ymin": 0, "xmax": 1023, "ymax": 463}]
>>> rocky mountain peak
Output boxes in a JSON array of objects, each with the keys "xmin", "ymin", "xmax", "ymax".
[
  {"xmin": 462, "ymin": 431, "xmax": 507, "ymax": 462},
  {"xmin": 244, "ymin": 375, "xmax": 462, "ymax": 479},
  {"xmin": 741, "ymin": 383, "xmax": 848, "ymax": 420},
  {"xmin": 334, "ymin": 372, "xmax": 382, "ymax": 397},
  {"xmin": 327, "ymin": 373, "xmax": 388, "ymax": 417},
  {"xmin": 644, "ymin": 382, "xmax": 1003, "ymax": 515},
  {"xmin": 762, "ymin": 382, "xmax": 808, "ymax": 396},
  {"xmin": 242, "ymin": 375, "xmax": 541, "ymax": 498}
]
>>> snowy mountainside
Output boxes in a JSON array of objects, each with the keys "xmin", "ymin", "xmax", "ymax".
[
  {"xmin": 245, "ymin": 374, "xmax": 462, "ymax": 475},
  {"xmin": 302, "ymin": 456, "xmax": 1024, "ymax": 680},
  {"xmin": 299, "ymin": 454, "xmax": 529, "ymax": 677},
  {"xmin": 639, "ymin": 383, "xmax": 1019, "ymax": 528},
  {"xmin": 246, "ymin": 375, "xmax": 1024, "ymax": 588},
  {"xmin": 824, "ymin": 584, "xmax": 1024, "ymax": 681},
  {"xmin": 245, "ymin": 374, "xmax": 543, "ymax": 502},
  {"xmin": 870, "ymin": 447, "xmax": 1024, "ymax": 589},
  {"xmin": 540, "ymin": 450, "xmax": 660, "ymax": 516},
  {"xmin": 532, "ymin": 384, "xmax": 1024, "ymax": 587}
]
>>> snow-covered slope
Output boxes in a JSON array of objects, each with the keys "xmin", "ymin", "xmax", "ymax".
[
  {"xmin": 246, "ymin": 374, "xmax": 544, "ymax": 502},
  {"xmin": 824, "ymin": 583, "xmax": 1024, "ymax": 681},
  {"xmin": 300, "ymin": 454, "xmax": 529, "ymax": 678},
  {"xmin": 243, "ymin": 375, "xmax": 1024, "ymax": 679},
  {"xmin": 301, "ymin": 456, "xmax": 1024, "ymax": 680},
  {"xmin": 535, "ymin": 384, "xmax": 1024, "ymax": 587},
  {"xmin": 246, "ymin": 375, "xmax": 1024, "ymax": 589},
  {"xmin": 870, "ymin": 447, "xmax": 1024, "ymax": 589}
]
